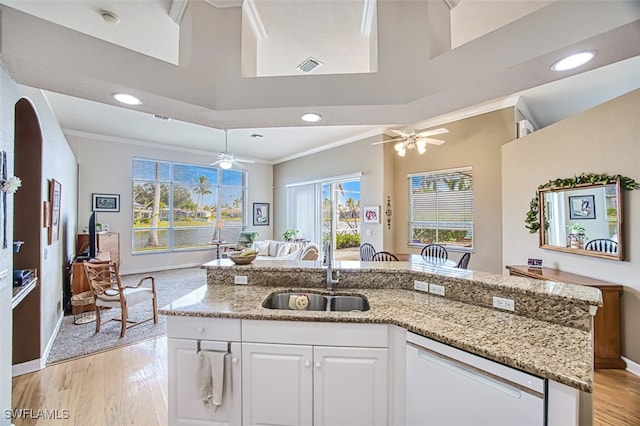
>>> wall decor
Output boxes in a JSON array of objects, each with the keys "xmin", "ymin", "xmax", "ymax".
[
  {"xmin": 568, "ymin": 194, "xmax": 596, "ymax": 220},
  {"xmin": 49, "ymin": 179, "xmax": 62, "ymax": 244},
  {"xmin": 43, "ymin": 200, "xmax": 51, "ymax": 228},
  {"xmin": 525, "ymin": 173, "xmax": 638, "ymax": 234},
  {"xmin": 385, "ymin": 196, "xmax": 392, "ymax": 230},
  {"xmin": 92, "ymin": 193, "xmax": 120, "ymax": 212},
  {"xmin": 363, "ymin": 206, "xmax": 380, "ymax": 223},
  {"xmin": 253, "ymin": 202, "xmax": 269, "ymax": 226}
]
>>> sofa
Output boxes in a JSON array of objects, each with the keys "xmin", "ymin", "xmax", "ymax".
[{"xmin": 253, "ymin": 240, "xmax": 319, "ymax": 261}]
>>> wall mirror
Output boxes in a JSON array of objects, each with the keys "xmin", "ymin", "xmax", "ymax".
[{"xmin": 539, "ymin": 181, "xmax": 623, "ymax": 260}]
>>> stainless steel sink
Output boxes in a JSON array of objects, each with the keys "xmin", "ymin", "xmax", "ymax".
[
  {"xmin": 262, "ymin": 292, "xmax": 369, "ymax": 312},
  {"xmin": 330, "ymin": 295, "xmax": 370, "ymax": 312},
  {"xmin": 262, "ymin": 292, "xmax": 328, "ymax": 311}
]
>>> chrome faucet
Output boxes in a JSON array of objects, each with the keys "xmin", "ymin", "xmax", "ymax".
[{"xmin": 323, "ymin": 240, "xmax": 340, "ymax": 291}]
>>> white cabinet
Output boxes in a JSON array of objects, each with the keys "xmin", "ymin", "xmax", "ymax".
[
  {"xmin": 406, "ymin": 332, "xmax": 545, "ymax": 426},
  {"xmin": 167, "ymin": 317, "xmax": 242, "ymax": 426},
  {"xmin": 313, "ymin": 345, "xmax": 388, "ymax": 426},
  {"xmin": 241, "ymin": 320, "xmax": 390, "ymax": 426},
  {"xmin": 242, "ymin": 343, "xmax": 313, "ymax": 426}
]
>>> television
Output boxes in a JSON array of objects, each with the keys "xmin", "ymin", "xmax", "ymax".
[{"xmin": 88, "ymin": 211, "xmax": 97, "ymax": 259}]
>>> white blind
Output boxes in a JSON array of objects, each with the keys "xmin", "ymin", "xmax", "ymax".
[{"xmin": 408, "ymin": 166, "xmax": 473, "ymax": 249}]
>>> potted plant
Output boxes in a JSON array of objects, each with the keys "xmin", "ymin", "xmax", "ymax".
[
  {"xmin": 567, "ymin": 223, "xmax": 586, "ymax": 249},
  {"xmin": 282, "ymin": 229, "xmax": 299, "ymax": 242},
  {"xmin": 567, "ymin": 223, "xmax": 586, "ymax": 235}
]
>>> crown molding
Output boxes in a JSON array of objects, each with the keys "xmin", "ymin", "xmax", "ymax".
[{"xmin": 243, "ymin": 0, "xmax": 266, "ymax": 41}]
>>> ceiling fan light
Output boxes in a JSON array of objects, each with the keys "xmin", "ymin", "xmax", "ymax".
[
  {"xmin": 219, "ymin": 160, "xmax": 233, "ymax": 169},
  {"xmin": 394, "ymin": 142, "xmax": 405, "ymax": 152},
  {"xmin": 397, "ymin": 148, "xmax": 406, "ymax": 157},
  {"xmin": 416, "ymin": 140, "xmax": 427, "ymax": 154}
]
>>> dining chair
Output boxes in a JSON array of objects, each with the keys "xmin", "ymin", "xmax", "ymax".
[
  {"xmin": 83, "ymin": 261, "xmax": 158, "ymax": 338},
  {"xmin": 359, "ymin": 243, "xmax": 376, "ymax": 261},
  {"xmin": 584, "ymin": 239, "xmax": 618, "ymax": 254},
  {"xmin": 456, "ymin": 252, "xmax": 471, "ymax": 269},
  {"xmin": 371, "ymin": 251, "xmax": 399, "ymax": 261},
  {"xmin": 420, "ymin": 244, "xmax": 448, "ymax": 260}
]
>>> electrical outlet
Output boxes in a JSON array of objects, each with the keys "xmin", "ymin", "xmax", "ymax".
[
  {"xmin": 492, "ymin": 296, "xmax": 515, "ymax": 311},
  {"xmin": 234, "ymin": 275, "xmax": 248, "ymax": 285},
  {"xmin": 414, "ymin": 280, "xmax": 428, "ymax": 292},
  {"xmin": 429, "ymin": 283, "xmax": 445, "ymax": 296}
]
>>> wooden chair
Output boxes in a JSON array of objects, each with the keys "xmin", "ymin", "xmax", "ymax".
[
  {"xmin": 456, "ymin": 252, "xmax": 471, "ymax": 269},
  {"xmin": 359, "ymin": 243, "xmax": 376, "ymax": 261},
  {"xmin": 371, "ymin": 251, "xmax": 399, "ymax": 261},
  {"xmin": 585, "ymin": 239, "xmax": 618, "ymax": 254},
  {"xmin": 83, "ymin": 261, "xmax": 158, "ymax": 338},
  {"xmin": 420, "ymin": 244, "xmax": 448, "ymax": 260}
]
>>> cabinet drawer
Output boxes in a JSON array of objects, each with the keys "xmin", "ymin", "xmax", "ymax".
[
  {"xmin": 243, "ymin": 320, "xmax": 388, "ymax": 347},
  {"xmin": 167, "ymin": 316, "xmax": 241, "ymax": 341}
]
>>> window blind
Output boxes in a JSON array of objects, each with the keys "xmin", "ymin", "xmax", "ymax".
[{"xmin": 408, "ymin": 166, "xmax": 473, "ymax": 249}]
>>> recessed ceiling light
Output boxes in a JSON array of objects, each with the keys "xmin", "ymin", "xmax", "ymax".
[
  {"xmin": 100, "ymin": 10, "xmax": 120, "ymax": 25},
  {"xmin": 301, "ymin": 112, "xmax": 322, "ymax": 122},
  {"xmin": 550, "ymin": 51, "xmax": 596, "ymax": 72},
  {"xmin": 112, "ymin": 93, "xmax": 142, "ymax": 105}
]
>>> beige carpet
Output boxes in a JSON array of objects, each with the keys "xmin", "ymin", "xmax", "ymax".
[{"xmin": 46, "ymin": 267, "xmax": 206, "ymax": 364}]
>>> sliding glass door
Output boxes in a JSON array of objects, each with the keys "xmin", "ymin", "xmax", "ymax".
[{"xmin": 287, "ymin": 176, "xmax": 361, "ymax": 261}]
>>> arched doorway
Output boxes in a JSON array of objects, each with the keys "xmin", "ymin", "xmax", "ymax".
[{"xmin": 12, "ymin": 98, "xmax": 43, "ymax": 366}]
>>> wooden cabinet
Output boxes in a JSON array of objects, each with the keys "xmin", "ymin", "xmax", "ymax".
[
  {"xmin": 71, "ymin": 232, "xmax": 119, "ymax": 314},
  {"xmin": 506, "ymin": 265, "xmax": 625, "ymax": 369},
  {"xmin": 242, "ymin": 342, "xmax": 388, "ymax": 426}
]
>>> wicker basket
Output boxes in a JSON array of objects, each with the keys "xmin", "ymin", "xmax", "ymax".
[{"xmin": 228, "ymin": 252, "xmax": 257, "ymax": 265}]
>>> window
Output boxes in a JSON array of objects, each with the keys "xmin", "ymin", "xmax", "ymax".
[
  {"xmin": 132, "ymin": 158, "xmax": 246, "ymax": 253},
  {"xmin": 408, "ymin": 166, "xmax": 473, "ymax": 250}
]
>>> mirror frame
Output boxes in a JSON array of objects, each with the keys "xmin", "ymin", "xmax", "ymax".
[{"xmin": 538, "ymin": 180, "xmax": 623, "ymax": 260}]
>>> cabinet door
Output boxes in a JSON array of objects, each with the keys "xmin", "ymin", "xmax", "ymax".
[
  {"xmin": 313, "ymin": 346, "xmax": 388, "ymax": 426},
  {"xmin": 242, "ymin": 342, "xmax": 313, "ymax": 426},
  {"xmin": 168, "ymin": 338, "xmax": 241, "ymax": 426}
]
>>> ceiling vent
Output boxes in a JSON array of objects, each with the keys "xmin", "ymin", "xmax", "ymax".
[{"xmin": 297, "ymin": 57, "xmax": 323, "ymax": 73}]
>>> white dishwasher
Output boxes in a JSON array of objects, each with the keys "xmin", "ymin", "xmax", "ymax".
[{"xmin": 406, "ymin": 332, "xmax": 545, "ymax": 426}]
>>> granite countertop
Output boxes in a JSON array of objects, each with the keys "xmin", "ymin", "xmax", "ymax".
[{"xmin": 161, "ymin": 279, "xmax": 594, "ymax": 392}]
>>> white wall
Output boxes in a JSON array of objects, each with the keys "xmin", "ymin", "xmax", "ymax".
[
  {"xmin": 0, "ymin": 62, "xmax": 19, "ymax": 426},
  {"xmin": 19, "ymin": 86, "xmax": 78, "ymax": 362},
  {"xmin": 502, "ymin": 89, "xmax": 640, "ymax": 363},
  {"xmin": 66, "ymin": 133, "xmax": 273, "ymax": 274}
]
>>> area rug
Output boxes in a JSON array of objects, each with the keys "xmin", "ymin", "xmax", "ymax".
[{"xmin": 46, "ymin": 267, "xmax": 206, "ymax": 365}]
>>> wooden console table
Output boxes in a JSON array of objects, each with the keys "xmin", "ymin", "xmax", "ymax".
[{"xmin": 506, "ymin": 265, "xmax": 625, "ymax": 369}]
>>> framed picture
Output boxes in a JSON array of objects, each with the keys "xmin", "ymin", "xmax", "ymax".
[
  {"xmin": 363, "ymin": 206, "xmax": 380, "ymax": 223},
  {"xmin": 92, "ymin": 193, "xmax": 120, "ymax": 212},
  {"xmin": 568, "ymin": 195, "xmax": 595, "ymax": 220},
  {"xmin": 49, "ymin": 179, "xmax": 61, "ymax": 244},
  {"xmin": 253, "ymin": 202, "xmax": 269, "ymax": 226}
]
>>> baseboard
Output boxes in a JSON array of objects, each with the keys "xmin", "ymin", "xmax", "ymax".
[
  {"xmin": 623, "ymin": 356, "xmax": 640, "ymax": 377},
  {"xmin": 40, "ymin": 312, "xmax": 64, "ymax": 368},
  {"xmin": 12, "ymin": 358, "xmax": 42, "ymax": 377},
  {"xmin": 122, "ymin": 263, "xmax": 203, "ymax": 276}
]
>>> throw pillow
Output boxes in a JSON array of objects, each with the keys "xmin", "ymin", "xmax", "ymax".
[
  {"xmin": 284, "ymin": 248, "xmax": 301, "ymax": 260},
  {"xmin": 276, "ymin": 243, "xmax": 292, "ymax": 257},
  {"xmin": 268, "ymin": 240, "xmax": 280, "ymax": 257},
  {"xmin": 301, "ymin": 247, "xmax": 318, "ymax": 260},
  {"xmin": 254, "ymin": 241, "xmax": 269, "ymax": 256}
]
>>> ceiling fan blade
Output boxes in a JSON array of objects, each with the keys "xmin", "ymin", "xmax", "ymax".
[
  {"xmin": 390, "ymin": 129, "xmax": 411, "ymax": 138},
  {"xmin": 236, "ymin": 157, "xmax": 255, "ymax": 164},
  {"xmin": 416, "ymin": 128, "xmax": 449, "ymax": 138},
  {"xmin": 372, "ymin": 137, "xmax": 406, "ymax": 146},
  {"xmin": 417, "ymin": 137, "xmax": 446, "ymax": 146}
]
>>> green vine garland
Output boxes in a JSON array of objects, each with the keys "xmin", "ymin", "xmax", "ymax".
[{"xmin": 525, "ymin": 173, "xmax": 638, "ymax": 234}]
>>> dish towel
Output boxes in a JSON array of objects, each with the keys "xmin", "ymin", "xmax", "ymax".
[{"xmin": 196, "ymin": 350, "xmax": 227, "ymax": 412}]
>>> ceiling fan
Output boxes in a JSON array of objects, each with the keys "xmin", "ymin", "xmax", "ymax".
[
  {"xmin": 209, "ymin": 129, "xmax": 255, "ymax": 169},
  {"xmin": 372, "ymin": 127, "xmax": 449, "ymax": 156}
]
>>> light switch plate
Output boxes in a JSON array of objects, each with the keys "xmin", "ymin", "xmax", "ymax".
[
  {"xmin": 234, "ymin": 275, "xmax": 248, "ymax": 285},
  {"xmin": 429, "ymin": 283, "xmax": 445, "ymax": 296},
  {"xmin": 414, "ymin": 280, "xmax": 429, "ymax": 292}
]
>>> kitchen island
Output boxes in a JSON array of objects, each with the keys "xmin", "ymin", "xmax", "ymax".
[{"xmin": 161, "ymin": 256, "xmax": 600, "ymax": 425}]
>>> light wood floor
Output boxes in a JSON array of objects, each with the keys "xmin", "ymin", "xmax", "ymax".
[{"xmin": 11, "ymin": 337, "xmax": 640, "ymax": 425}]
